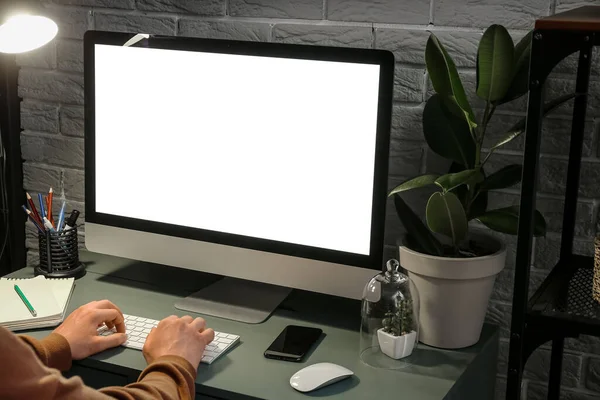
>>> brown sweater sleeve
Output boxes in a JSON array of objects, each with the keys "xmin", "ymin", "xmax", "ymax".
[{"xmin": 0, "ymin": 327, "xmax": 196, "ymax": 400}]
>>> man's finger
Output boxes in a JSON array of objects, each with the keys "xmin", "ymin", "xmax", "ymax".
[
  {"xmin": 92, "ymin": 333, "xmax": 127, "ymax": 355},
  {"xmin": 180, "ymin": 315, "xmax": 193, "ymax": 324},
  {"xmin": 200, "ymin": 328, "xmax": 215, "ymax": 344},
  {"xmin": 93, "ymin": 309, "xmax": 125, "ymax": 333},
  {"xmin": 191, "ymin": 317, "xmax": 206, "ymax": 332},
  {"xmin": 159, "ymin": 315, "xmax": 178, "ymax": 326},
  {"xmin": 92, "ymin": 300, "xmax": 125, "ymax": 333}
]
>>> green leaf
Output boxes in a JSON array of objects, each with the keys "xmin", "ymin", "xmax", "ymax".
[
  {"xmin": 490, "ymin": 93, "xmax": 577, "ymax": 150},
  {"xmin": 389, "ymin": 175, "xmax": 439, "ymax": 196},
  {"xmin": 426, "ymin": 34, "xmax": 477, "ymax": 129},
  {"xmin": 480, "ymin": 165, "xmax": 522, "ymax": 191},
  {"xmin": 394, "ymin": 195, "xmax": 444, "ymax": 256},
  {"xmin": 476, "ymin": 206, "xmax": 546, "ymax": 236},
  {"xmin": 496, "ymin": 31, "xmax": 533, "ymax": 105},
  {"xmin": 476, "ymin": 25, "xmax": 515, "ymax": 102},
  {"xmin": 435, "ymin": 169, "xmax": 483, "ymax": 192},
  {"xmin": 426, "ymin": 192, "xmax": 468, "ymax": 245},
  {"xmin": 423, "ymin": 94, "xmax": 476, "ymax": 167},
  {"xmin": 447, "ymin": 162, "xmax": 487, "ymax": 219}
]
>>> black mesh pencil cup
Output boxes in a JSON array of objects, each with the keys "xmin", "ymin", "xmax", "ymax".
[{"xmin": 36, "ymin": 225, "xmax": 86, "ymax": 279}]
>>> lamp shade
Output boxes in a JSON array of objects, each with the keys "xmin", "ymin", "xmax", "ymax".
[{"xmin": 0, "ymin": 15, "xmax": 58, "ymax": 54}]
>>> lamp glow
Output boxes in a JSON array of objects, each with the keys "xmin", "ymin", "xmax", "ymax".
[{"xmin": 0, "ymin": 15, "xmax": 58, "ymax": 54}]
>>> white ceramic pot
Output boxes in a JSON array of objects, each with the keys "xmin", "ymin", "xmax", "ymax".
[
  {"xmin": 377, "ymin": 329, "xmax": 417, "ymax": 359},
  {"xmin": 399, "ymin": 233, "xmax": 506, "ymax": 349}
]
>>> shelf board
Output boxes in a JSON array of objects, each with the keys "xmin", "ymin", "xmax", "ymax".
[
  {"xmin": 536, "ymin": 6, "xmax": 600, "ymax": 31},
  {"xmin": 527, "ymin": 255, "xmax": 600, "ymax": 336}
]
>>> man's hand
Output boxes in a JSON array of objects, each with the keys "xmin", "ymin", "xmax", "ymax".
[
  {"xmin": 143, "ymin": 315, "xmax": 215, "ymax": 370},
  {"xmin": 54, "ymin": 300, "xmax": 127, "ymax": 360}
]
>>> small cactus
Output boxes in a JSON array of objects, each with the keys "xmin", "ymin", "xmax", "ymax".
[{"xmin": 382, "ymin": 299, "xmax": 413, "ymax": 336}]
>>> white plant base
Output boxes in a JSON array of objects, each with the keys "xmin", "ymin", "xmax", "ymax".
[{"xmin": 377, "ymin": 329, "xmax": 416, "ymax": 359}]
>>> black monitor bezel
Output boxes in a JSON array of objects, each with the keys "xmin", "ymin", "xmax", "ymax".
[{"xmin": 84, "ymin": 30, "xmax": 394, "ymax": 271}]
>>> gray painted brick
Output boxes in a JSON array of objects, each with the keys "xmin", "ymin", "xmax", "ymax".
[
  {"xmin": 485, "ymin": 301, "xmax": 511, "ymax": 338},
  {"xmin": 375, "ymin": 29, "xmax": 481, "ymax": 68},
  {"xmin": 529, "ymin": 383, "xmax": 600, "ymax": 400},
  {"xmin": 60, "ymin": 106, "xmax": 85, "ymax": 137},
  {"xmin": 487, "ymin": 191, "xmax": 595, "ymax": 237},
  {"xmin": 566, "ymin": 335, "xmax": 600, "ymax": 354},
  {"xmin": 539, "ymin": 158, "xmax": 600, "ymax": 198},
  {"xmin": 137, "ymin": 0, "xmax": 225, "ymax": 15},
  {"xmin": 23, "ymin": 164, "xmax": 62, "ymax": 194},
  {"xmin": 388, "ymin": 139, "xmax": 423, "ymax": 178},
  {"xmin": 48, "ymin": 0, "xmax": 135, "ymax": 8},
  {"xmin": 21, "ymin": 101, "xmax": 60, "ymax": 133},
  {"xmin": 483, "ymin": 114, "xmax": 594, "ymax": 157},
  {"xmin": 19, "ymin": 70, "xmax": 84, "ymax": 105},
  {"xmin": 495, "ymin": 376, "xmax": 507, "ymax": 400},
  {"xmin": 95, "ymin": 13, "xmax": 177, "ymax": 35},
  {"xmin": 230, "ymin": 0, "xmax": 322, "ymax": 19},
  {"xmin": 272, "ymin": 24, "xmax": 372, "ymax": 48},
  {"xmin": 586, "ymin": 358, "xmax": 600, "ymax": 391},
  {"xmin": 16, "ymin": 42, "xmax": 57, "ymax": 69},
  {"xmin": 27, "ymin": 249, "xmax": 40, "ymax": 267},
  {"xmin": 498, "ymin": 344, "xmax": 582, "ymax": 388},
  {"xmin": 434, "ymin": 0, "xmax": 549, "ymax": 29},
  {"xmin": 63, "ymin": 169, "xmax": 85, "ymax": 201},
  {"xmin": 179, "ymin": 20, "xmax": 270, "ymax": 41},
  {"xmin": 328, "ymin": 0, "xmax": 430, "ymax": 24},
  {"xmin": 491, "ymin": 268, "xmax": 546, "ymax": 304},
  {"xmin": 21, "ymin": 134, "xmax": 84, "ymax": 169},
  {"xmin": 395, "ymin": 67, "xmax": 425, "ymax": 103},
  {"xmin": 535, "ymin": 236, "xmax": 594, "ymax": 271},
  {"xmin": 391, "ymin": 104, "xmax": 424, "ymax": 142},
  {"xmin": 557, "ymin": 0, "xmax": 600, "ymax": 12},
  {"xmin": 46, "ymin": 7, "xmax": 91, "ymax": 39},
  {"xmin": 58, "ymin": 40, "xmax": 83, "ymax": 73}
]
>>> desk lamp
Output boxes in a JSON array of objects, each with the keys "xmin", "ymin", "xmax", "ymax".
[{"xmin": 0, "ymin": 2, "xmax": 57, "ymax": 275}]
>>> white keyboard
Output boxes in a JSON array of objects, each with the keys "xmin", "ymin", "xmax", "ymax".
[{"xmin": 97, "ymin": 314, "xmax": 240, "ymax": 365}]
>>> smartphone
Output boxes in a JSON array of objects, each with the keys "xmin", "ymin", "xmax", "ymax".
[{"xmin": 264, "ymin": 325, "xmax": 323, "ymax": 362}]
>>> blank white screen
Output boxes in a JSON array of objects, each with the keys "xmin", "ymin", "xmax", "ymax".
[{"xmin": 95, "ymin": 44, "xmax": 380, "ymax": 255}]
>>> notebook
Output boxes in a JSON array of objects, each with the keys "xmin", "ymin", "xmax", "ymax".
[{"xmin": 0, "ymin": 275, "xmax": 75, "ymax": 331}]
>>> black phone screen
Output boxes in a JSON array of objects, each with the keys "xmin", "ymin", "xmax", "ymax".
[{"xmin": 264, "ymin": 325, "xmax": 323, "ymax": 361}]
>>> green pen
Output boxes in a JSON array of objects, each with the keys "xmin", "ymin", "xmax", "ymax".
[{"xmin": 14, "ymin": 285, "xmax": 37, "ymax": 317}]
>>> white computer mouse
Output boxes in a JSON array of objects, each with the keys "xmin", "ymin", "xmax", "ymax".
[{"xmin": 289, "ymin": 362, "xmax": 354, "ymax": 393}]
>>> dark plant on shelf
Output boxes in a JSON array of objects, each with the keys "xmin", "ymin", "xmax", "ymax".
[
  {"xmin": 382, "ymin": 299, "xmax": 413, "ymax": 336},
  {"xmin": 390, "ymin": 25, "xmax": 576, "ymax": 257}
]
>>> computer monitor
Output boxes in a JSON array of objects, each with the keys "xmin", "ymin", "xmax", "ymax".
[{"xmin": 84, "ymin": 31, "xmax": 394, "ymax": 323}]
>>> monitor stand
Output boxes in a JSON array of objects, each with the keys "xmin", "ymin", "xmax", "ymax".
[{"xmin": 174, "ymin": 277, "xmax": 292, "ymax": 324}]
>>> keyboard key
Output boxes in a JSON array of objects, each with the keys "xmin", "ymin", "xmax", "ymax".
[
  {"xmin": 216, "ymin": 343, "xmax": 228, "ymax": 351},
  {"xmin": 226, "ymin": 334, "xmax": 238, "ymax": 339},
  {"xmin": 135, "ymin": 322, "xmax": 145, "ymax": 327},
  {"xmin": 202, "ymin": 356, "xmax": 214, "ymax": 364},
  {"xmin": 144, "ymin": 323, "xmax": 155, "ymax": 329},
  {"xmin": 218, "ymin": 337, "xmax": 233, "ymax": 344},
  {"xmin": 142, "ymin": 328, "xmax": 151, "ymax": 334}
]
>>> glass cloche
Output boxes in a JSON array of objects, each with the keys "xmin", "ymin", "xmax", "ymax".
[{"xmin": 360, "ymin": 259, "xmax": 419, "ymax": 369}]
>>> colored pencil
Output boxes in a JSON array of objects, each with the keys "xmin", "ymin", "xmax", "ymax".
[
  {"xmin": 38, "ymin": 193, "xmax": 46, "ymax": 220},
  {"xmin": 48, "ymin": 188, "xmax": 54, "ymax": 227},
  {"xmin": 22, "ymin": 206, "xmax": 44, "ymax": 233},
  {"xmin": 26, "ymin": 192, "xmax": 42, "ymax": 226}
]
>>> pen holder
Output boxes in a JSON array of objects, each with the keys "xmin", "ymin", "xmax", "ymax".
[
  {"xmin": 35, "ymin": 225, "xmax": 86, "ymax": 279},
  {"xmin": 594, "ymin": 236, "xmax": 600, "ymax": 304}
]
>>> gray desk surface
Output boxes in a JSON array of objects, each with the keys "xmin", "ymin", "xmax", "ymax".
[{"xmin": 10, "ymin": 251, "xmax": 498, "ymax": 400}]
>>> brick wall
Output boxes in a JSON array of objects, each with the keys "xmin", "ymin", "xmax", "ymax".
[{"xmin": 17, "ymin": 0, "xmax": 600, "ymax": 398}]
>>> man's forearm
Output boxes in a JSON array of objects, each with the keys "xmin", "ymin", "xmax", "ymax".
[
  {"xmin": 19, "ymin": 333, "xmax": 73, "ymax": 371},
  {"xmin": 14, "ymin": 331, "xmax": 196, "ymax": 399}
]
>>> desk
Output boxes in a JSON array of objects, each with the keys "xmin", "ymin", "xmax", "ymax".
[{"xmin": 9, "ymin": 251, "xmax": 499, "ymax": 400}]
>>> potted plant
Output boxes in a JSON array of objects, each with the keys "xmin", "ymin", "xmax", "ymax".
[
  {"xmin": 390, "ymin": 25, "xmax": 574, "ymax": 349},
  {"xmin": 377, "ymin": 299, "xmax": 417, "ymax": 359}
]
